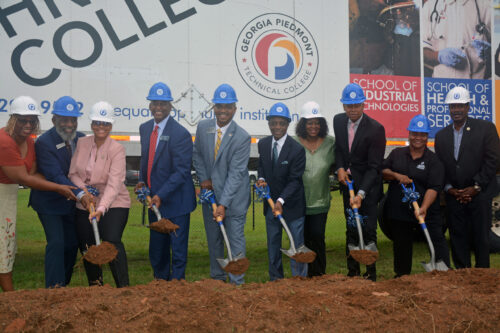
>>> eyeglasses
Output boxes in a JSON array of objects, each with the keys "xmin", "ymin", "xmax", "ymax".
[
  {"xmin": 16, "ymin": 117, "xmax": 38, "ymax": 126},
  {"xmin": 91, "ymin": 121, "xmax": 112, "ymax": 127}
]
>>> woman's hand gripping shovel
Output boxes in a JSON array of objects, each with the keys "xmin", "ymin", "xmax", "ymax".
[
  {"xmin": 254, "ymin": 184, "xmax": 316, "ymax": 263},
  {"xmin": 82, "ymin": 186, "xmax": 118, "ymax": 265},
  {"xmin": 346, "ymin": 179, "xmax": 379, "ymax": 265},
  {"xmin": 401, "ymin": 183, "xmax": 448, "ymax": 272},
  {"xmin": 199, "ymin": 189, "xmax": 250, "ymax": 275},
  {"xmin": 136, "ymin": 186, "xmax": 180, "ymax": 234}
]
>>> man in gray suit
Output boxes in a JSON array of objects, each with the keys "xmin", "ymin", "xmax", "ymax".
[{"xmin": 193, "ymin": 83, "xmax": 251, "ymax": 285}]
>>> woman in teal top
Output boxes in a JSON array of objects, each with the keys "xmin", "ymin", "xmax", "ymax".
[{"xmin": 295, "ymin": 101, "xmax": 335, "ymax": 277}]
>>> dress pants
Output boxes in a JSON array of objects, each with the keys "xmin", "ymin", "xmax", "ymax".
[
  {"xmin": 38, "ymin": 213, "xmax": 78, "ymax": 288},
  {"xmin": 76, "ymin": 208, "xmax": 129, "ymax": 287},
  {"xmin": 304, "ymin": 212, "xmax": 328, "ymax": 277},
  {"xmin": 341, "ymin": 189, "xmax": 378, "ymax": 281},
  {"xmin": 149, "ymin": 212, "xmax": 190, "ymax": 280},
  {"xmin": 446, "ymin": 193, "xmax": 492, "ymax": 268},
  {"xmin": 202, "ymin": 205, "xmax": 246, "ymax": 285},
  {"xmin": 265, "ymin": 210, "xmax": 307, "ymax": 281},
  {"xmin": 390, "ymin": 217, "xmax": 450, "ymax": 277}
]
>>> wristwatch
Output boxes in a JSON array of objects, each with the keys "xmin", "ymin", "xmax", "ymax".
[{"xmin": 474, "ymin": 183, "xmax": 482, "ymax": 192}]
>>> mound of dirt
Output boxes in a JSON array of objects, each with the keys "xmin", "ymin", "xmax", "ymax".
[{"xmin": 1, "ymin": 269, "xmax": 499, "ymax": 332}]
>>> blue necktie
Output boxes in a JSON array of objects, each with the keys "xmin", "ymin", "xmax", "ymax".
[{"xmin": 272, "ymin": 141, "xmax": 278, "ymax": 168}]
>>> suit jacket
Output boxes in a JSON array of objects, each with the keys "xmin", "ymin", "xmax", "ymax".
[
  {"xmin": 435, "ymin": 117, "xmax": 500, "ymax": 198},
  {"xmin": 139, "ymin": 117, "xmax": 196, "ymax": 219},
  {"xmin": 258, "ymin": 135, "xmax": 306, "ymax": 221},
  {"xmin": 69, "ymin": 136, "xmax": 131, "ymax": 211},
  {"xmin": 29, "ymin": 127, "xmax": 85, "ymax": 215},
  {"xmin": 193, "ymin": 119, "xmax": 251, "ymax": 216},
  {"xmin": 333, "ymin": 113, "xmax": 386, "ymax": 200}
]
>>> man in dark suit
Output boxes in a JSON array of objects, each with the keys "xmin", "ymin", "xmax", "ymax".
[
  {"xmin": 435, "ymin": 86, "xmax": 500, "ymax": 268},
  {"xmin": 136, "ymin": 82, "xmax": 196, "ymax": 280},
  {"xmin": 257, "ymin": 102, "xmax": 307, "ymax": 281},
  {"xmin": 333, "ymin": 83, "xmax": 386, "ymax": 281},
  {"xmin": 30, "ymin": 96, "xmax": 88, "ymax": 288}
]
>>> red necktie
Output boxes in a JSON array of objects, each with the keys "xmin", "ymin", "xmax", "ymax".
[{"xmin": 147, "ymin": 125, "xmax": 159, "ymax": 187}]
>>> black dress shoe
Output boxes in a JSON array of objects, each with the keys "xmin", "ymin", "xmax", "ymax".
[
  {"xmin": 347, "ymin": 270, "xmax": 360, "ymax": 277},
  {"xmin": 362, "ymin": 272, "xmax": 376, "ymax": 282}
]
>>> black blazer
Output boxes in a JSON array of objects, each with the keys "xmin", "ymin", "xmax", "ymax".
[
  {"xmin": 435, "ymin": 117, "xmax": 500, "ymax": 198},
  {"xmin": 258, "ymin": 135, "xmax": 306, "ymax": 221},
  {"xmin": 333, "ymin": 113, "xmax": 386, "ymax": 200}
]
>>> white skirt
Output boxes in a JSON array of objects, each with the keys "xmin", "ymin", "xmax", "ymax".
[{"xmin": 0, "ymin": 183, "xmax": 18, "ymax": 273}]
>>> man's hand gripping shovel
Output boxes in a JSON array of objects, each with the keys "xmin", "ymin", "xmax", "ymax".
[
  {"xmin": 254, "ymin": 184, "xmax": 316, "ymax": 263},
  {"xmin": 199, "ymin": 189, "xmax": 250, "ymax": 275},
  {"xmin": 401, "ymin": 183, "xmax": 448, "ymax": 272},
  {"xmin": 82, "ymin": 186, "xmax": 118, "ymax": 265},
  {"xmin": 346, "ymin": 178, "xmax": 379, "ymax": 265},
  {"xmin": 136, "ymin": 186, "xmax": 180, "ymax": 234}
]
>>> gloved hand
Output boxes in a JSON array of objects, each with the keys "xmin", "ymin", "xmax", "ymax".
[
  {"xmin": 438, "ymin": 48, "xmax": 467, "ymax": 69},
  {"xmin": 471, "ymin": 39, "xmax": 491, "ymax": 60}
]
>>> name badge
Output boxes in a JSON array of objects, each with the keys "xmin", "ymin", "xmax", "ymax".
[
  {"xmin": 56, "ymin": 142, "xmax": 66, "ymax": 149},
  {"xmin": 207, "ymin": 127, "xmax": 216, "ymax": 134},
  {"xmin": 416, "ymin": 162, "xmax": 425, "ymax": 170},
  {"xmin": 159, "ymin": 135, "xmax": 169, "ymax": 142},
  {"xmin": 281, "ymin": 161, "xmax": 289, "ymax": 165}
]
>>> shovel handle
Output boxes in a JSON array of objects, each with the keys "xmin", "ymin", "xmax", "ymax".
[
  {"xmin": 210, "ymin": 203, "xmax": 233, "ymax": 261},
  {"xmin": 266, "ymin": 198, "xmax": 297, "ymax": 253},
  {"xmin": 412, "ymin": 201, "xmax": 426, "ymax": 225},
  {"xmin": 211, "ymin": 203, "xmax": 224, "ymax": 223},
  {"xmin": 146, "ymin": 195, "xmax": 162, "ymax": 221},
  {"xmin": 89, "ymin": 203, "xmax": 101, "ymax": 246},
  {"xmin": 346, "ymin": 179, "xmax": 359, "ymax": 209}
]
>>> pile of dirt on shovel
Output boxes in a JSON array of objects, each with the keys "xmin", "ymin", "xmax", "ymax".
[{"xmin": 1, "ymin": 268, "xmax": 499, "ymax": 332}]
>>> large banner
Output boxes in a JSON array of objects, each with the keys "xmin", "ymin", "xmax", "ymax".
[{"xmin": 0, "ymin": 0, "xmax": 498, "ymax": 139}]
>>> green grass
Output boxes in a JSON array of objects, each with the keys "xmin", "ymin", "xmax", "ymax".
[{"xmin": 12, "ymin": 187, "xmax": 500, "ymax": 289}]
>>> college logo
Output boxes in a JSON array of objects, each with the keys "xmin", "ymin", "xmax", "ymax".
[
  {"xmin": 28, "ymin": 104, "xmax": 35, "ymax": 110},
  {"xmin": 349, "ymin": 92, "xmax": 357, "ymax": 99},
  {"xmin": 100, "ymin": 109, "xmax": 107, "ymax": 116},
  {"xmin": 66, "ymin": 104, "xmax": 74, "ymax": 111},
  {"xmin": 220, "ymin": 91, "xmax": 227, "ymax": 98},
  {"xmin": 235, "ymin": 13, "xmax": 319, "ymax": 100},
  {"xmin": 157, "ymin": 88, "xmax": 164, "ymax": 96}
]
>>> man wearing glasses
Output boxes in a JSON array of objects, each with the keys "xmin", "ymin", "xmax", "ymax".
[
  {"xmin": 29, "ymin": 96, "xmax": 87, "ymax": 288},
  {"xmin": 136, "ymin": 82, "xmax": 196, "ymax": 281},
  {"xmin": 193, "ymin": 84, "xmax": 251, "ymax": 285}
]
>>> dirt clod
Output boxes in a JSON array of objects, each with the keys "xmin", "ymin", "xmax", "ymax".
[
  {"xmin": 223, "ymin": 258, "xmax": 250, "ymax": 275},
  {"xmin": 149, "ymin": 219, "xmax": 180, "ymax": 234},
  {"xmin": 349, "ymin": 249, "xmax": 379, "ymax": 265},
  {"xmin": 292, "ymin": 250, "xmax": 317, "ymax": 263},
  {"xmin": 1, "ymin": 269, "xmax": 499, "ymax": 332},
  {"xmin": 83, "ymin": 241, "xmax": 118, "ymax": 265}
]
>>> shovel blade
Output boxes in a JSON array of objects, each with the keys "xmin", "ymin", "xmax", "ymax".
[
  {"xmin": 280, "ymin": 247, "xmax": 296, "ymax": 258},
  {"xmin": 216, "ymin": 258, "xmax": 229, "ymax": 269},
  {"xmin": 435, "ymin": 260, "xmax": 449, "ymax": 271},
  {"xmin": 421, "ymin": 261, "xmax": 434, "ymax": 272},
  {"xmin": 421, "ymin": 260, "xmax": 449, "ymax": 272},
  {"xmin": 365, "ymin": 242, "xmax": 378, "ymax": 253},
  {"xmin": 348, "ymin": 243, "xmax": 361, "ymax": 252},
  {"xmin": 296, "ymin": 245, "xmax": 313, "ymax": 254}
]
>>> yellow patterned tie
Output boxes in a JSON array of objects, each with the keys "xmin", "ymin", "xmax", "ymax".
[{"xmin": 214, "ymin": 129, "xmax": 222, "ymax": 160}]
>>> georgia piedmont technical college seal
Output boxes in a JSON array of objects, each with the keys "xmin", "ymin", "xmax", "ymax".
[{"xmin": 235, "ymin": 13, "xmax": 319, "ymax": 100}]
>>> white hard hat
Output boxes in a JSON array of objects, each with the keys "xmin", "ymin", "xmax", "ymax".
[
  {"xmin": 89, "ymin": 101, "xmax": 114, "ymax": 123},
  {"xmin": 10, "ymin": 96, "xmax": 41, "ymax": 116},
  {"xmin": 300, "ymin": 101, "xmax": 323, "ymax": 119},
  {"xmin": 445, "ymin": 86, "xmax": 470, "ymax": 104}
]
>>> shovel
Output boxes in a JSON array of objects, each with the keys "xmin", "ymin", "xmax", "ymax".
[
  {"xmin": 82, "ymin": 201, "xmax": 118, "ymax": 265},
  {"xmin": 254, "ymin": 184, "xmax": 316, "ymax": 263},
  {"xmin": 346, "ymin": 179, "xmax": 379, "ymax": 265},
  {"xmin": 199, "ymin": 189, "xmax": 249, "ymax": 275},
  {"xmin": 135, "ymin": 186, "xmax": 179, "ymax": 234},
  {"xmin": 401, "ymin": 184, "xmax": 448, "ymax": 272}
]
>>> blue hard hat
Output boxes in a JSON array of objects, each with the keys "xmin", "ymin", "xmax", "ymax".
[
  {"xmin": 51, "ymin": 96, "xmax": 83, "ymax": 117},
  {"xmin": 147, "ymin": 82, "xmax": 173, "ymax": 101},
  {"xmin": 407, "ymin": 114, "xmax": 430, "ymax": 133},
  {"xmin": 266, "ymin": 102, "xmax": 291, "ymax": 121},
  {"xmin": 340, "ymin": 83, "xmax": 366, "ymax": 104},
  {"xmin": 212, "ymin": 84, "xmax": 238, "ymax": 104}
]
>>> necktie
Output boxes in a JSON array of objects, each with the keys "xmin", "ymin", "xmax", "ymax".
[
  {"xmin": 65, "ymin": 141, "xmax": 72, "ymax": 155},
  {"xmin": 348, "ymin": 122, "xmax": 356, "ymax": 152},
  {"xmin": 272, "ymin": 141, "xmax": 279, "ymax": 168},
  {"xmin": 214, "ymin": 129, "xmax": 222, "ymax": 160},
  {"xmin": 147, "ymin": 125, "xmax": 159, "ymax": 187}
]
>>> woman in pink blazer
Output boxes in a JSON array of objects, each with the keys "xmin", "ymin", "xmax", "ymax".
[{"xmin": 69, "ymin": 101, "xmax": 130, "ymax": 287}]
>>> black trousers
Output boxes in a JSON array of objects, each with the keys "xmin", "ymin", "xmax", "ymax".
[
  {"xmin": 76, "ymin": 208, "xmax": 129, "ymax": 287},
  {"xmin": 390, "ymin": 217, "xmax": 450, "ymax": 277},
  {"xmin": 446, "ymin": 193, "xmax": 492, "ymax": 268},
  {"xmin": 304, "ymin": 213, "xmax": 328, "ymax": 277},
  {"xmin": 341, "ymin": 189, "xmax": 378, "ymax": 281}
]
